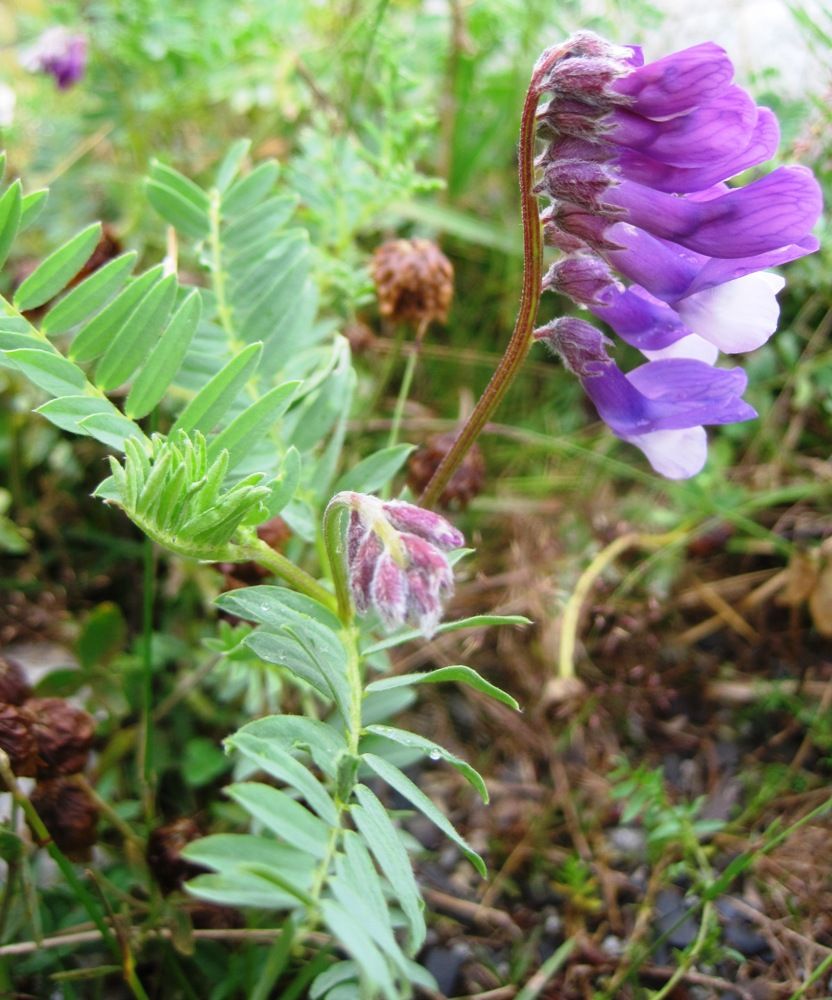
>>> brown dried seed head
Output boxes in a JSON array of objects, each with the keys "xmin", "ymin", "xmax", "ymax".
[
  {"xmin": 0, "ymin": 655, "xmax": 32, "ymax": 706},
  {"xmin": 0, "ymin": 703, "xmax": 37, "ymax": 777},
  {"xmin": 30, "ymin": 778, "xmax": 98, "ymax": 859},
  {"xmin": 407, "ymin": 431, "xmax": 485, "ymax": 509},
  {"xmin": 147, "ymin": 817, "xmax": 206, "ymax": 894},
  {"xmin": 27, "ymin": 698, "xmax": 95, "ymax": 777},
  {"xmin": 371, "ymin": 238, "xmax": 453, "ymax": 327}
]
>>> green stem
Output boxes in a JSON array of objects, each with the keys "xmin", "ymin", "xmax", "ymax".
[
  {"xmin": 241, "ymin": 540, "xmax": 338, "ymax": 613},
  {"xmin": 419, "ymin": 78, "xmax": 544, "ymax": 509},
  {"xmin": 137, "ymin": 531, "xmax": 155, "ymax": 822},
  {"xmin": 321, "ymin": 501, "xmax": 354, "ymax": 626},
  {"xmin": 0, "ymin": 754, "xmax": 121, "ymax": 970},
  {"xmin": 387, "ymin": 345, "xmax": 419, "ymax": 453}
]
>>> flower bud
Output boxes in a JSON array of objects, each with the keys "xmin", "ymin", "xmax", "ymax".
[
  {"xmin": 538, "ymin": 160, "xmax": 614, "ymax": 210},
  {"xmin": 30, "ymin": 778, "xmax": 98, "ymax": 859},
  {"xmin": 534, "ymin": 317, "xmax": 613, "ymax": 377},
  {"xmin": 20, "ymin": 27, "xmax": 87, "ymax": 90},
  {"xmin": 147, "ymin": 818, "xmax": 206, "ymax": 895},
  {"xmin": 0, "ymin": 704, "xmax": 37, "ymax": 777},
  {"xmin": 332, "ymin": 492, "xmax": 464, "ymax": 637},
  {"xmin": 372, "ymin": 238, "xmax": 454, "ymax": 327},
  {"xmin": 542, "ymin": 255, "xmax": 620, "ymax": 306},
  {"xmin": 28, "ymin": 698, "xmax": 95, "ymax": 777},
  {"xmin": 407, "ymin": 432, "xmax": 485, "ymax": 510}
]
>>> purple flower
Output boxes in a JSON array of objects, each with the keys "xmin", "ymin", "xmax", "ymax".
[
  {"xmin": 21, "ymin": 27, "xmax": 87, "ymax": 90},
  {"xmin": 534, "ymin": 318, "xmax": 755, "ymax": 478},
  {"xmin": 534, "ymin": 32, "xmax": 822, "ymax": 476},
  {"xmin": 336, "ymin": 492, "xmax": 464, "ymax": 637}
]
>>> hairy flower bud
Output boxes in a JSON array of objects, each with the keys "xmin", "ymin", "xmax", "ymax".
[
  {"xmin": 30, "ymin": 778, "xmax": 98, "ymax": 859},
  {"xmin": 28, "ymin": 698, "xmax": 95, "ymax": 777},
  {"xmin": 332, "ymin": 492, "xmax": 464, "ymax": 637},
  {"xmin": 542, "ymin": 255, "xmax": 620, "ymax": 306},
  {"xmin": 372, "ymin": 238, "xmax": 454, "ymax": 327}
]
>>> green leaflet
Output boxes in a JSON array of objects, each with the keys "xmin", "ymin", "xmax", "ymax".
[
  {"xmin": 365, "ymin": 664, "xmax": 520, "ymax": 711},
  {"xmin": 42, "ymin": 252, "xmax": 137, "ymax": 336},
  {"xmin": 226, "ymin": 732, "xmax": 339, "ymax": 825},
  {"xmin": 333, "ymin": 443, "xmax": 415, "ymax": 495},
  {"xmin": 361, "ymin": 753, "xmax": 487, "ymax": 877},
  {"xmin": 2, "ymin": 348, "xmax": 87, "ymax": 398},
  {"xmin": 0, "ymin": 180, "xmax": 22, "ymax": 271},
  {"xmin": 221, "ymin": 159, "xmax": 280, "ymax": 216},
  {"xmin": 224, "ymin": 782, "xmax": 331, "ymax": 859},
  {"xmin": 14, "ymin": 223, "xmax": 102, "ymax": 312},
  {"xmin": 94, "ymin": 272, "xmax": 178, "ymax": 391},
  {"xmin": 351, "ymin": 784, "xmax": 426, "ymax": 954},
  {"xmin": 362, "ymin": 614, "xmax": 532, "ymax": 656},
  {"xmin": 171, "ymin": 341, "xmax": 262, "ymax": 435},
  {"xmin": 206, "ymin": 380, "xmax": 299, "ymax": 469},
  {"xmin": 70, "ymin": 264, "xmax": 165, "ymax": 363},
  {"xmin": 124, "ymin": 289, "xmax": 202, "ymax": 418},
  {"xmin": 363, "ymin": 724, "xmax": 489, "ymax": 803}
]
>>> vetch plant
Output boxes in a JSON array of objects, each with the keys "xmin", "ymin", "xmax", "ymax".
[
  {"xmin": 419, "ymin": 32, "xmax": 822, "ymax": 502},
  {"xmin": 0, "ymin": 27, "xmax": 822, "ymax": 1000}
]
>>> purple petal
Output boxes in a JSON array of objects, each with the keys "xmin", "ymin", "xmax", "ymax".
[
  {"xmin": 349, "ymin": 532, "xmax": 383, "ymax": 614},
  {"xmin": 601, "ymin": 223, "xmax": 704, "ymax": 299},
  {"xmin": 382, "ymin": 500, "xmax": 464, "ymax": 551},
  {"xmin": 590, "ymin": 284, "xmax": 692, "ymax": 350},
  {"xmin": 370, "ymin": 552, "xmax": 408, "ymax": 628},
  {"xmin": 641, "ymin": 334, "xmax": 719, "ymax": 365},
  {"xmin": 614, "ymin": 107, "xmax": 780, "ymax": 192},
  {"xmin": 686, "ymin": 235, "xmax": 820, "ymax": 294},
  {"xmin": 607, "ymin": 166, "xmax": 822, "ymax": 258},
  {"xmin": 610, "ymin": 42, "xmax": 734, "ymax": 117},
  {"xmin": 610, "ymin": 85, "xmax": 756, "ymax": 167}
]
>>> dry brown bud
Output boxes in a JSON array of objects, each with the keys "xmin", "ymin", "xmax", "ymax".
[
  {"xmin": 30, "ymin": 778, "xmax": 98, "ymax": 859},
  {"xmin": 256, "ymin": 516, "xmax": 291, "ymax": 553},
  {"xmin": 27, "ymin": 698, "xmax": 95, "ymax": 777},
  {"xmin": 408, "ymin": 431, "xmax": 485, "ymax": 509},
  {"xmin": 0, "ymin": 703, "xmax": 37, "ymax": 777},
  {"xmin": 0, "ymin": 655, "xmax": 32, "ymax": 705},
  {"xmin": 371, "ymin": 238, "xmax": 453, "ymax": 327},
  {"xmin": 147, "ymin": 817, "xmax": 205, "ymax": 895},
  {"xmin": 343, "ymin": 320, "xmax": 377, "ymax": 355}
]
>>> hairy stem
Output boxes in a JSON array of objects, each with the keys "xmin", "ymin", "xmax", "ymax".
[
  {"xmin": 241, "ymin": 539, "xmax": 338, "ymax": 612},
  {"xmin": 419, "ymin": 81, "xmax": 544, "ymax": 509}
]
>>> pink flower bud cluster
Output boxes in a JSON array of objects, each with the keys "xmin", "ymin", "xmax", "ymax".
[{"xmin": 335, "ymin": 492, "xmax": 464, "ymax": 638}]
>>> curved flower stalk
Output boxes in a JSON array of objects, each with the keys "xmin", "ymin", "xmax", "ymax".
[
  {"xmin": 326, "ymin": 492, "xmax": 464, "ymax": 637},
  {"xmin": 535, "ymin": 32, "xmax": 822, "ymax": 477}
]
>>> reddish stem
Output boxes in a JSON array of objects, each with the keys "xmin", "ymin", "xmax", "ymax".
[{"xmin": 419, "ymin": 78, "xmax": 546, "ymax": 509}]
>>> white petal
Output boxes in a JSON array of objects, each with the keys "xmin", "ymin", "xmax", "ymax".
[
  {"xmin": 625, "ymin": 426, "xmax": 708, "ymax": 478},
  {"xmin": 676, "ymin": 271, "xmax": 785, "ymax": 353},
  {"xmin": 642, "ymin": 333, "xmax": 719, "ymax": 364}
]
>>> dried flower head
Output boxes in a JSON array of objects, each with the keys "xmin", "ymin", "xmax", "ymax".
[
  {"xmin": 0, "ymin": 655, "xmax": 31, "ymax": 706},
  {"xmin": 372, "ymin": 238, "xmax": 454, "ymax": 327},
  {"xmin": 28, "ymin": 697, "xmax": 95, "ymax": 777},
  {"xmin": 332, "ymin": 492, "xmax": 464, "ymax": 637},
  {"xmin": 0, "ymin": 703, "xmax": 37, "ymax": 777},
  {"xmin": 407, "ymin": 432, "xmax": 485, "ymax": 509},
  {"xmin": 147, "ymin": 817, "xmax": 206, "ymax": 894},
  {"xmin": 534, "ymin": 31, "xmax": 821, "ymax": 477},
  {"xmin": 20, "ymin": 27, "xmax": 87, "ymax": 90},
  {"xmin": 30, "ymin": 778, "xmax": 98, "ymax": 859}
]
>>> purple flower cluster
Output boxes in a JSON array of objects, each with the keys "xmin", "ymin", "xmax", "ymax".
[
  {"xmin": 531, "ymin": 32, "xmax": 822, "ymax": 477},
  {"xmin": 21, "ymin": 27, "xmax": 87, "ymax": 90},
  {"xmin": 336, "ymin": 492, "xmax": 464, "ymax": 637}
]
